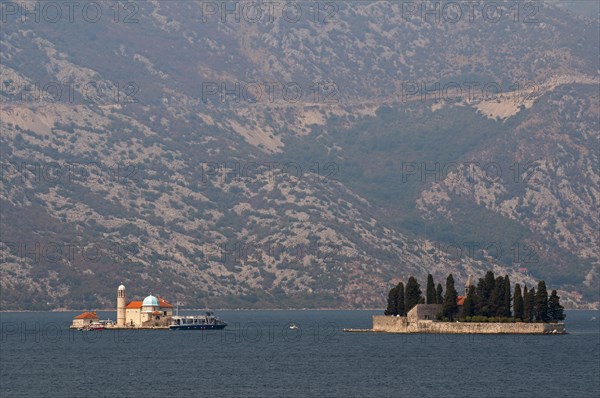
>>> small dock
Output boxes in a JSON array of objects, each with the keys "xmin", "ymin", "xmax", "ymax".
[{"xmin": 343, "ymin": 328, "xmax": 374, "ymax": 333}]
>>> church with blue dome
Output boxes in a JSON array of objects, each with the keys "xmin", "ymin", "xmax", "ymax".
[{"xmin": 117, "ymin": 284, "xmax": 174, "ymax": 327}]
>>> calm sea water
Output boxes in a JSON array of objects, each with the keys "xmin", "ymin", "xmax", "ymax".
[{"xmin": 0, "ymin": 310, "xmax": 598, "ymax": 397}]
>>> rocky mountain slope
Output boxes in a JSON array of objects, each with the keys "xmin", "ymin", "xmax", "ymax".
[{"xmin": 1, "ymin": 1, "xmax": 598, "ymax": 309}]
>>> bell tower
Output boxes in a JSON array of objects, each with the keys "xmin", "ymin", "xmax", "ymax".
[
  {"xmin": 117, "ymin": 284, "xmax": 126, "ymax": 326},
  {"xmin": 465, "ymin": 275, "xmax": 474, "ymax": 296}
]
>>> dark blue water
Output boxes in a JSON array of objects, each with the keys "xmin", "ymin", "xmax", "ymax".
[{"xmin": 1, "ymin": 310, "xmax": 598, "ymax": 397}]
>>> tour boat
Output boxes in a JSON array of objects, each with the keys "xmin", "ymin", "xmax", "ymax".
[{"xmin": 169, "ymin": 311, "xmax": 227, "ymax": 330}]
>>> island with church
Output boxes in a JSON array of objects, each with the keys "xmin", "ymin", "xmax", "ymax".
[
  {"xmin": 70, "ymin": 284, "xmax": 227, "ymax": 330},
  {"xmin": 347, "ymin": 270, "xmax": 566, "ymax": 334}
]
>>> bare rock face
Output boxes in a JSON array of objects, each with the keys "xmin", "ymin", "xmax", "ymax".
[{"xmin": 0, "ymin": 2, "xmax": 597, "ymax": 309}]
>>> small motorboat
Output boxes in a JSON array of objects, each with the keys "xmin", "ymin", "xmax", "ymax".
[
  {"xmin": 289, "ymin": 323, "xmax": 299, "ymax": 330},
  {"xmin": 88, "ymin": 322, "xmax": 105, "ymax": 331}
]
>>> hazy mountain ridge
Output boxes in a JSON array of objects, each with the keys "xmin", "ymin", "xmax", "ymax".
[{"xmin": 0, "ymin": 1, "xmax": 598, "ymax": 309}]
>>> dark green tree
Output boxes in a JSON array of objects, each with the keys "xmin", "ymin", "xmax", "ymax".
[
  {"xmin": 484, "ymin": 271, "xmax": 496, "ymax": 297},
  {"xmin": 436, "ymin": 283, "xmax": 443, "ymax": 304},
  {"xmin": 513, "ymin": 284, "xmax": 524, "ymax": 320},
  {"xmin": 489, "ymin": 276, "xmax": 505, "ymax": 317},
  {"xmin": 503, "ymin": 275, "xmax": 512, "ymax": 317},
  {"xmin": 548, "ymin": 290, "xmax": 565, "ymax": 322},
  {"xmin": 384, "ymin": 285, "xmax": 399, "ymax": 315},
  {"xmin": 463, "ymin": 285, "xmax": 476, "ymax": 317},
  {"xmin": 477, "ymin": 272, "xmax": 496, "ymax": 316},
  {"xmin": 524, "ymin": 287, "xmax": 535, "ymax": 322},
  {"xmin": 475, "ymin": 278, "xmax": 488, "ymax": 316},
  {"xmin": 404, "ymin": 276, "xmax": 422, "ymax": 313},
  {"xmin": 442, "ymin": 274, "xmax": 459, "ymax": 320},
  {"xmin": 396, "ymin": 282, "xmax": 406, "ymax": 316},
  {"xmin": 426, "ymin": 274, "xmax": 436, "ymax": 304},
  {"xmin": 535, "ymin": 281, "xmax": 549, "ymax": 322}
]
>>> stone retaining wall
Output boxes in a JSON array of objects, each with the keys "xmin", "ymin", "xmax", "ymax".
[{"xmin": 372, "ymin": 315, "xmax": 566, "ymax": 334}]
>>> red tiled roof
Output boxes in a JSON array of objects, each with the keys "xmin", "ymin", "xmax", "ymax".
[
  {"xmin": 125, "ymin": 301, "xmax": 142, "ymax": 309},
  {"xmin": 152, "ymin": 311, "xmax": 162, "ymax": 315},
  {"xmin": 457, "ymin": 296, "xmax": 465, "ymax": 306},
  {"xmin": 158, "ymin": 298, "xmax": 173, "ymax": 308},
  {"xmin": 74, "ymin": 311, "xmax": 99, "ymax": 320}
]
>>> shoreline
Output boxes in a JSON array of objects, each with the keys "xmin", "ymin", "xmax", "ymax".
[
  {"xmin": 370, "ymin": 315, "xmax": 567, "ymax": 334},
  {"xmin": 1, "ymin": 308, "xmax": 598, "ymax": 313},
  {"xmin": 0, "ymin": 308, "xmax": 391, "ymax": 313}
]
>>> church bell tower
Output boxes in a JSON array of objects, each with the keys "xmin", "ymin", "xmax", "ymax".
[
  {"xmin": 117, "ymin": 284, "xmax": 126, "ymax": 326},
  {"xmin": 465, "ymin": 275, "xmax": 474, "ymax": 296}
]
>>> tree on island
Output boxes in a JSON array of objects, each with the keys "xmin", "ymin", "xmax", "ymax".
[
  {"xmin": 548, "ymin": 290, "xmax": 566, "ymax": 322},
  {"xmin": 426, "ymin": 274, "xmax": 436, "ymax": 304},
  {"xmin": 503, "ymin": 275, "xmax": 512, "ymax": 317},
  {"xmin": 396, "ymin": 282, "xmax": 406, "ymax": 316},
  {"xmin": 384, "ymin": 285, "xmax": 399, "ymax": 316},
  {"xmin": 489, "ymin": 276, "xmax": 505, "ymax": 317},
  {"xmin": 463, "ymin": 285, "xmax": 476, "ymax": 317},
  {"xmin": 476, "ymin": 271, "xmax": 496, "ymax": 316},
  {"xmin": 436, "ymin": 283, "xmax": 443, "ymax": 304},
  {"xmin": 484, "ymin": 271, "xmax": 496, "ymax": 297},
  {"xmin": 513, "ymin": 284, "xmax": 524, "ymax": 320},
  {"xmin": 404, "ymin": 276, "xmax": 422, "ymax": 313},
  {"xmin": 442, "ymin": 274, "xmax": 459, "ymax": 320},
  {"xmin": 475, "ymin": 278, "xmax": 488, "ymax": 316},
  {"xmin": 535, "ymin": 281, "xmax": 549, "ymax": 322},
  {"xmin": 524, "ymin": 287, "xmax": 536, "ymax": 322},
  {"xmin": 382, "ymin": 271, "xmax": 564, "ymax": 323}
]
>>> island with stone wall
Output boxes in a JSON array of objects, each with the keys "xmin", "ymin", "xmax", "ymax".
[{"xmin": 345, "ymin": 271, "xmax": 567, "ymax": 334}]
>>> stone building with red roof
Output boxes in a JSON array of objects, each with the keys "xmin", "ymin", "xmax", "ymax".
[
  {"xmin": 71, "ymin": 311, "xmax": 99, "ymax": 327},
  {"xmin": 117, "ymin": 285, "xmax": 174, "ymax": 327}
]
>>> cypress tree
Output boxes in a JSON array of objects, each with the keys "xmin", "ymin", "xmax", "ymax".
[
  {"xmin": 524, "ymin": 287, "xmax": 535, "ymax": 322},
  {"xmin": 489, "ymin": 276, "xmax": 505, "ymax": 317},
  {"xmin": 548, "ymin": 290, "xmax": 565, "ymax": 322},
  {"xmin": 513, "ymin": 284, "xmax": 524, "ymax": 320},
  {"xmin": 384, "ymin": 285, "xmax": 398, "ymax": 315},
  {"xmin": 484, "ymin": 271, "xmax": 496, "ymax": 297},
  {"xmin": 426, "ymin": 274, "xmax": 436, "ymax": 304},
  {"xmin": 442, "ymin": 274, "xmax": 459, "ymax": 320},
  {"xmin": 503, "ymin": 275, "xmax": 512, "ymax": 317},
  {"xmin": 480, "ymin": 272, "xmax": 496, "ymax": 316},
  {"xmin": 436, "ymin": 283, "xmax": 443, "ymax": 304},
  {"xmin": 535, "ymin": 281, "xmax": 549, "ymax": 322},
  {"xmin": 463, "ymin": 285, "xmax": 475, "ymax": 317},
  {"xmin": 396, "ymin": 282, "xmax": 406, "ymax": 316},
  {"xmin": 475, "ymin": 278, "xmax": 487, "ymax": 316},
  {"xmin": 404, "ymin": 276, "xmax": 422, "ymax": 313}
]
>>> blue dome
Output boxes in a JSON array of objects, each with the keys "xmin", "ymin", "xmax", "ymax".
[{"xmin": 142, "ymin": 295, "xmax": 159, "ymax": 307}]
